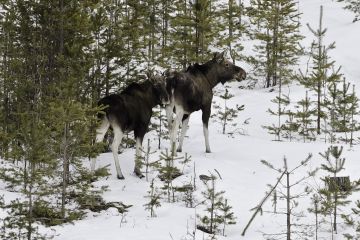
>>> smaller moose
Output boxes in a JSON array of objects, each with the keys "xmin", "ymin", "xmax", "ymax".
[
  {"xmin": 91, "ymin": 71, "xmax": 169, "ymax": 179},
  {"xmin": 165, "ymin": 51, "xmax": 246, "ymax": 153}
]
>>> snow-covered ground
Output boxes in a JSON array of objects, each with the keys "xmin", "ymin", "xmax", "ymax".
[{"xmin": 2, "ymin": 0, "xmax": 360, "ymax": 239}]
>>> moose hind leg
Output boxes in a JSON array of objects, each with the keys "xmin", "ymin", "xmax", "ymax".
[
  {"xmin": 111, "ymin": 124, "xmax": 125, "ymax": 179},
  {"xmin": 177, "ymin": 114, "xmax": 190, "ymax": 152},
  {"xmin": 91, "ymin": 117, "xmax": 110, "ymax": 172}
]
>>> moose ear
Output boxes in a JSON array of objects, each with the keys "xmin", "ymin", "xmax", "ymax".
[
  {"xmin": 164, "ymin": 69, "xmax": 176, "ymax": 78},
  {"xmin": 213, "ymin": 51, "xmax": 225, "ymax": 63},
  {"xmin": 146, "ymin": 69, "xmax": 154, "ymax": 79}
]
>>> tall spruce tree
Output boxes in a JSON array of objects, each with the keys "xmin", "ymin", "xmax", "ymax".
[
  {"xmin": 169, "ymin": 0, "xmax": 221, "ymax": 69},
  {"xmin": 249, "ymin": 0, "xmax": 303, "ymax": 88},
  {"xmin": 298, "ymin": 6, "xmax": 342, "ymax": 135},
  {"xmin": 216, "ymin": 0, "xmax": 245, "ymax": 63}
]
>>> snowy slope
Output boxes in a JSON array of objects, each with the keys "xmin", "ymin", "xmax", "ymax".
[{"xmin": 3, "ymin": 0, "xmax": 360, "ymax": 239}]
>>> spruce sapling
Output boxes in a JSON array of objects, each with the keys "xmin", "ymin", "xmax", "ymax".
[
  {"xmin": 342, "ymin": 199, "xmax": 360, "ymax": 239},
  {"xmin": 219, "ymin": 198, "xmax": 236, "ymax": 236},
  {"xmin": 243, "ymin": 155, "xmax": 317, "ymax": 239},
  {"xmin": 197, "ymin": 173, "xmax": 224, "ymax": 235},
  {"xmin": 264, "ymin": 92, "xmax": 290, "ymax": 141},
  {"xmin": 332, "ymin": 79, "xmax": 359, "ymax": 144},
  {"xmin": 197, "ymin": 171, "xmax": 235, "ymax": 236},
  {"xmin": 318, "ymin": 146, "xmax": 359, "ymax": 234},
  {"xmin": 144, "ymin": 179, "xmax": 162, "ymax": 218},
  {"xmin": 141, "ymin": 139, "xmax": 161, "ymax": 182},
  {"xmin": 212, "ymin": 87, "xmax": 244, "ymax": 135},
  {"xmin": 158, "ymin": 149, "xmax": 183, "ymax": 202},
  {"xmin": 295, "ymin": 91, "xmax": 317, "ymax": 142}
]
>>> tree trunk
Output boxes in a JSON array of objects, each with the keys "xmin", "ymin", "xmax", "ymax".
[{"xmin": 316, "ymin": 6, "xmax": 323, "ymax": 135}]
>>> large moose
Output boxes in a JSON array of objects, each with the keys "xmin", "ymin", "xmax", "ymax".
[
  {"xmin": 165, "ymin": 51, "xmax": 246, "ymax": 153},
  {"xmin": 91, "ymin": 72, "xmax": 169, "ymax": 179}
]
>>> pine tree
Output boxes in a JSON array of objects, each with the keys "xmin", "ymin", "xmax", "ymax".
[
  {"xmin": 144, "ymin": 179, "xmax": 162, "ymax": 217},
  {"xmin": 150, "ymin": 106, "xmax": 169, "ymax": 149},
  {"xmin": 197, "ymin": 173, "xmax": 225, "ymax": 235},
  {"xmin": 332, "ymin": 79, "xmax": 359, "ymax": 144},
  {"xmin": 325, "ymin": 80, "xmax": 342, "ymax": 143},
  {"xmin": 295, "ymin": 91, "xmax": 317, "ymax": 142},
  {"xmin": 88, "ymin": 0, "xmax": 128, "ymax": 99},
  {"xmin": 0, "ymin": 1, "xmax": 62, "ymax": 238},
  {"xmin": 343, "ymin": 199, "xmax": 360, "ymax": 239},
  {"xmin": 249, "ymin": 0, "xmax": 303, "ymax": 88},
  {"xmin": 338, "ymin": 0, "xmax": 360, "ymax": 22},
  {"xmin": 0, "ymin": 2, "xmax": 108, "ymax": 236},
  {"xmin": 219, "ymin": 198, "xmax": 236, "ymax": 236},
  {"xmin": 264, "ymin": 91, "xmax": 290, "ymax": 141},
  {"xmin": 298, "ymin": 5, "xmax": 342, "ymax": 135},
  {"xmin": 216, "ymin": 0, "xmax": 246, "ymax": 63},
  {"xmin": 242, "ymin": 155, "xmax": 316, "ymax": 239},
  {"xmin": 212, "ymin": 88, "xmax": 244, "ymax": 134},
  {"xmin": 158, "ymin": 149, "xmax": 183, "ymax": 202},
  {"xmin": 307, "ymin": 194, "xmax": 322, "ymax": 240},
  {"xmin": 168, "ymin": 0, "xmax": 221, "ymax": 69},
  {"xmin": 140, "ymin": 139, "xmax": 161, "ymax": 182},
  {"xmin": 318, "ymin": 146, "xmax": 359, "ymax": 234}
]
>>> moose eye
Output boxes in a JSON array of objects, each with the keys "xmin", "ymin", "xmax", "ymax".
[{"xmin": 225, "ymin": 63, "xmax": 229, "ymax": 67}]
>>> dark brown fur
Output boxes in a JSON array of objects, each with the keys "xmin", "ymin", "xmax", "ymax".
[
  {"xmin": 166, "ymin": 51, "xmax": 246, "ymax": 153},
  {"xmin": 92, "ymin": 74, "xmax": 169, "ymax": 179}
]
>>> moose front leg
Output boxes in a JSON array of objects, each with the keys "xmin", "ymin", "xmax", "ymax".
[
  {"xmin": 170, "ymin": 106, "xmax": 184, "ymax": 155},
  {"xmin": 165, "ymin": 103, "xmax": 174, "ymax": 133},
  {"xmin": 134, "ymin": 137, "xmax": 145, "ymax": 178},
  {"xmin": 202, "ymin": 105, "xmax": 211, "ymax": 153}
]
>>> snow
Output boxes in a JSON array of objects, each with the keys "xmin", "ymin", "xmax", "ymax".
[{"xmin": 2, "ymin": 0, "xmax": 360, "ymax": 239}]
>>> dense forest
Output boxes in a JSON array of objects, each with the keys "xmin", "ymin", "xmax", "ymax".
[{"xmin": 0, "ymin": 0, "xmax": 360, "ymax": 239}]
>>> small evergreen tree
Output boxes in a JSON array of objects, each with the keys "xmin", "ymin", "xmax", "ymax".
[
  {"xmin": 212, "ymin": 88, "xmax": 244, "ymax": 135},
  {"xmin": 140, "ymin": 139, "xmax": 161, "ymax": 182},
  {"xmin": 295, "ymin": 91, "xmax": 317, "ymax": 142},
  {"xmin": 343, "ymin": 199, "xmax": 360, "ymax": 239},
  {"xmin": 332, "ymin": 79, "xmax": 359, "ymax": 144},
  {"xmin": 318, "ymin": 146, "xmax": 359, "ymax": 234},
  {"xmin": 242, "ymin": 155, "xmax": 317, "ymax": 239},
  {"xmin": 219, "ymin": 198, "xmax": 236, "ymax": 236},
  {"xmin": 197, "ymin": 173, "xmax": 224, "ymax": 235},
  {"xmin": 281, "ymin": 109, "xmax": 299, "ymax": 142},
  {"xmin": 150, "ymin": 106, "xmax": 169, "ymax": 150},
  {"xmin": 264, "ymin": 91, "xmax": 290, "ymax": 141},
  {"xmin": 144, "ymin": 179, "xmax": 162, "ymax": 218},
  {"xmin": 158, "ymin": 149, "xmax": 183, "ymax": 202},
  {"xmin": 307, "ymin": 194, "xmax": 322, "ymax": 240}
]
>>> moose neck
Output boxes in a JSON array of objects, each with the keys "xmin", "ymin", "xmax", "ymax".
[{"xmin": 202, "ymin": 61, "xmax": 231, "ymax": 89}]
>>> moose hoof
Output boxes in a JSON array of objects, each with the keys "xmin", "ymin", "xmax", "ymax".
[
  {"xmin": 117, "ymin": 175, "xmax": 125, "ymax": 180},
  {"xmin": 205, "ymin": 149, "xmax": 211, "ymax": 153},
  {"xmin": 176, "ymin": 148, "xmax": 182, "ymax": 153}
]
